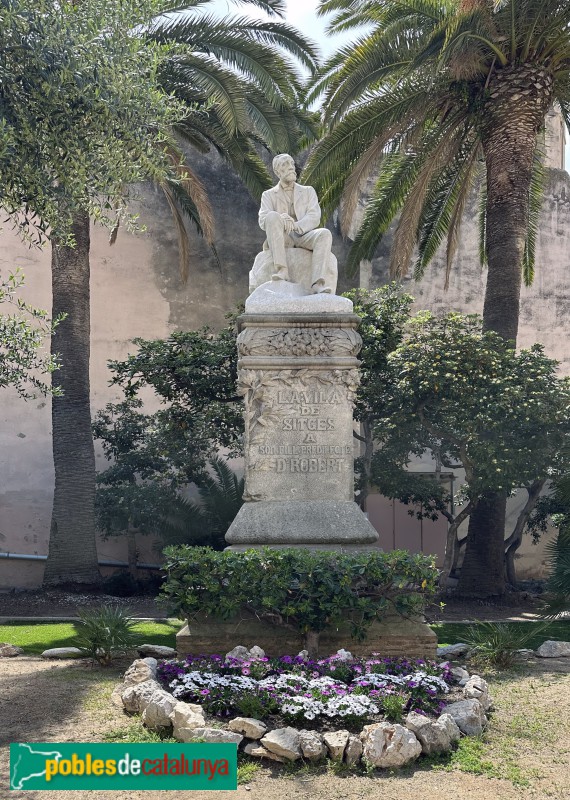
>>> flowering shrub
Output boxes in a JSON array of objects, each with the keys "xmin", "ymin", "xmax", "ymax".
[
  {"xmin": 160, "ymin": 547, "xmax": 438, "ymax": 655},
  {"xmin": 157, "ymin": 652, "xmax": 452, "ymax": 727}
]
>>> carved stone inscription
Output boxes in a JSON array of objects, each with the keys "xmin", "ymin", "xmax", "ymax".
[{"xmin": 239, "ymin": 369, "xmax": 358, "ymax": 501}]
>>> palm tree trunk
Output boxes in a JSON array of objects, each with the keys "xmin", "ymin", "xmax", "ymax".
[
  {"xmin": 457, "ymin": 66, "xmax": 552, "ymax": 597},
  {"xmin": 457, "ymin": 493, "xmax": 507, "ymax": 597},
  {"xmin": 126, "ymin": 522, "xmax": 138, "ymax": 578},
  {"xmin": 480, "ymin": 68, "xmax": 551, "ymax": 340},
  {"xmin": 43, "ymin": 212, "xmax": 101, "ymax": 586}
]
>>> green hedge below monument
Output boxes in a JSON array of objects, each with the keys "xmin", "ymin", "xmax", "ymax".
[{"xmin": 161, "ymin": 547, "xmax": 438, "ymax": 657}]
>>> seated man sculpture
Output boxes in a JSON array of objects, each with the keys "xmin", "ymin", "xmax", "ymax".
[{"xmin": 250, "ymin": 153, "xmax": 337, "ymax": 295}]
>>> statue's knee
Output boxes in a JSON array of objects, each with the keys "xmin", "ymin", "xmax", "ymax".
[
  {"xmin": 319, "ymin": 228, "xmax": 333, "ymax": 245},
  {"xmin": 265, "ymin": 211, "xmax": 283, "ymax": 227}
]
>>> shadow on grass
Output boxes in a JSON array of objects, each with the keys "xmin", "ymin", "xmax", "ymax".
[{"xmin": 0, "ymin": 658, "xmax": 126, "ymax": 748}]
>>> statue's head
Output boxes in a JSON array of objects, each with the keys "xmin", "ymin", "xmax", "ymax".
[{"xmin": 272, "ymin": 153, "xmax": 296, "ymax": 182}]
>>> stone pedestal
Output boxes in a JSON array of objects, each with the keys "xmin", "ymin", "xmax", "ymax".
[{"xmin": 225, "ymin": 294, "xmax": 379, "ymax": 549}]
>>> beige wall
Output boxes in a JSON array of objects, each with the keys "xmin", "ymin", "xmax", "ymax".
[
  {"xmin": 0, "ymin": 217, "xmax": 173, "ymax": 588},
  {"xmin": 1, "ymin": 141, "xmax": 568, "ymax": 588}
]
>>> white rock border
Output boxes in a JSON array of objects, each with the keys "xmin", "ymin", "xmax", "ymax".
[{"xmin": 112, "ymin": 649, "xmax": 492, "ymax": 770}]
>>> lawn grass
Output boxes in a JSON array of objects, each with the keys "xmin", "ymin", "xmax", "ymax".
[
  {"xmin": 0, "ymin": 619, "xmax": 182, "ymax": 654},
  {"xmin": 1, "ymin": 619, "xmax": 568, "ymax": 655}
]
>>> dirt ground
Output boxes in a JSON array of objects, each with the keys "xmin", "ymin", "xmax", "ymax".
[
  {"xmin": 1, "ymin": 654, "xmax": 569, "ymax": 800},
  {"xmin": 0, "ymin": 587, "xmax": 546, "ymax": 622}
]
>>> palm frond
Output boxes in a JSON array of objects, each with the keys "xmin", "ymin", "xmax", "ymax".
[
  {"xmin": 523, "ymin": 142, "xmax": 545, "ymax": 286},
  {"xmin": 322, "ymin": 31, "xmax": 426, "ymax": 124},
  {"xmin": 161, "ymin": 182, "xmax": 192, "ymax": 283},
  {"xmin": 302, "ymin": 78, "xmax": 437, "ymax": 215},
  {"xmin": 224, "ymin": 0, "xmax": 287, "ymax": 17},
  {"xmin": 167, "ymin": 54, "xmax": 250, "ymax": 133},
  {"xmin": 165, "ymin": 149, "xmax": 215, "ymax": 244},
  {"xmin": 390, "ymin": 126, "xmax": 464, "ymax": 278},
  {"xmin": 345, "ymin": 151, "xmax": 421, "ymax": 274},
  {"xmin": 478, "ymin": 179, "xmax": 488, "ymax": 267},
  {"xmin": 195, "ymin": 117, "xmax": 273, "ymax": 199},
  {"xmin": 151, "ymin": 15, "xmax": 316, "ymax": 86},
  {"xmin": 340, "ymin": 136, "xmax": 392, "ymax": 239},
  {"xmin": 414, "ymin": 137, "xmax": 480, "ymax": 277},
  {"xmin": 444, "ymin": 143, "xmax": 481, "ymax": 288},
  {"xmin": 544, "ymin": 528, "xmax": 570, "ymax": 599}
]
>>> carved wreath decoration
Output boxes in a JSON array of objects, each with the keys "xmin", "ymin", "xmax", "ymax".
[
  {"xmin": 238, "ymin": 368, "xmax": 360, "ymax": 445},
  {"xmin": 238, "ymin": 327, "xmax": 361, "ymax": 358}
]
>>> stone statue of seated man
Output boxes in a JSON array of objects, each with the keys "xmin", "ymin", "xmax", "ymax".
[{"xmin": 249, "ymin": 153, "xmax": 338, "ymax": 295}]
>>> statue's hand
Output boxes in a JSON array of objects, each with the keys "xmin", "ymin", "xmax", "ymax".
[{"xmin": 280, "ymin": 214, "xmax": 295, "ymax": 233}]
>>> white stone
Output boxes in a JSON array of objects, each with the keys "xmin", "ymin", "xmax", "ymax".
[
  {"xmin": 110, "ymin": 687, "xmax": 126, "ymax": 709},
  {"xmin": 123, "ymin": 659, "xmax": 156, "ymax": 686},
  {"xmin": 444, "ymin": 699, "xmax": 487, "ymax": 736},
  {"xmin": 323, "ymin": 730, "xmax": 350, "ymax": 761},
  {"xmin": 0, "ymin": 643, "xmax": 24, "ymax": 657},
  {"xmin": 41, "ymin": 647, "xmax": 83, "ymax": 659},
  {"xmin": 437, "ymin": 643, "xmax": 470, "ymax": 658},
  {"xmin": 450, "ymin": 666, "xmax": 470, "ymax": 685},
  {"xmin": 360, "ymin": 722, "xmax": 422, "ymax": 769},
  {"xmin": 297, "ymin": 649, "xmax": 309, "ymax": 660},
  {"xmin": 464, "ymin": 675, "xmax": 492, "ymax": 711},
  {"xmin": 437, "ymin": 713, "xmax": 462, "ymax": 746},
  {"xmin": 245, "ymin": 280, "xmax": 352, "ymax": 314},
  {"xmin": 248, "ymin": 646, "xmax": 265, "ymax": 659},
  {"xmin": 261, "ymin": 727, "xmax": 302, "ymax": 761},
  {"xmin": 112, "ymin": 659, "xmax": 158, "ymax": 704},
  {"xmin": 344, "ymin": 735, "xmax": 363, "ymax": 766},
  {"xmin": 333, "ymin": 649, "xmax": 353, "ymax": 661},
  {"xmin": 535, "ymin": 640, "xmax": 570, "ymax": 658},
  {"xmin": 181, "ymin": 727, "xmax": 243, "ymax": 745},
  {"xmin": 137, "ymin": 644, "xmax": 177, "ymax": 659},
  {"xmin": 228, "ymin": 717, "xmax": 268, "ymax": 739},
  {"xmin": 225, "ymin": 645, "xmax": 250, "ymax": 661},
  {"xmin": 244, "ymin": 742, "xmax": 285, "ymax": 763},
  {"xmin": 141, "ymin": 690, "xmax": 177, "ymax": 730},
  {"xmin": 299, "ymin": 730, "xmax": 326, "ymax": 761},
  {"xmin": 515, "ymin": 648, "xmax": 535, "ymax": 660},
  {"xmin": 142, "ymin": 657, "xmax": 158, "ymax": 676},
  {"xmin": 121, "ymin": 679, "xmax": 162, "ymax": 714},
  {"xmin": 170, "ymin": 701, "xmax": 206, "ymax": 741},
  {"xmin": 405, "ymin": 711, "xmax": 460, "ymax": 755}
]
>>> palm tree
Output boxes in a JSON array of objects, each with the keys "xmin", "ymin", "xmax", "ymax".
[
  {"xmin": 302, "ymin": 0, "xmax": 570, "ymax": 597},
  {"xmin": 43, "ymin": 1, "xmax": 318, "ymax": 586},
  {"xmin": 138, "ymin": 1, "xmax": 320, "ymax": 278}
]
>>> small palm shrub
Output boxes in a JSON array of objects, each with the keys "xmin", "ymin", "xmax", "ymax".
[
  {"xmin": 73, "ymin": 606, "xmax": 138, "ymax": 666},
  {"xmin": 541, "ymin": 526, "xmax": 570, "ymax": 619},
  {"xmin": 464, "ymin": 622, "xmax": 545, "ymax": 669},
  {"xmin": 158, "ymin": 457, "xmax": 244, "ymax": 551}
]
